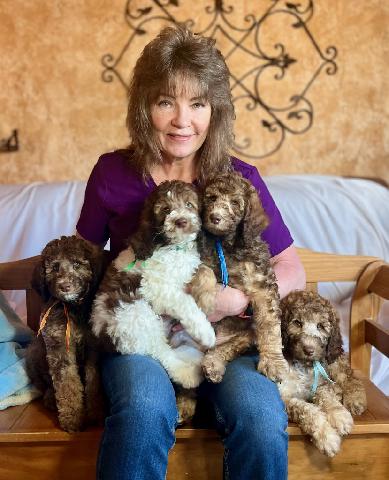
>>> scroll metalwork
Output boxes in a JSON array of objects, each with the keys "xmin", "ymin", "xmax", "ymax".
[{"xmin": 101, "ymin": 0, "xmax": 338, "ymax": 160}]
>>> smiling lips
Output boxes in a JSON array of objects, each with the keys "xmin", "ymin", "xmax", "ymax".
[{"xmin": 167, "ymin": 133, "xmax": 194, "ymax": 142}]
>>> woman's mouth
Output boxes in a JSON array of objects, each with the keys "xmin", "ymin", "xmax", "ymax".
[{"xmin": 167, "ymin": 134, "xmax": 193, "ymax": 142}]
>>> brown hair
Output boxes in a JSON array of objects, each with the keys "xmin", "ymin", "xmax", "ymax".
[{"xmin": 126, "ymin": 25, "xmax": 235, "ymax": 184}]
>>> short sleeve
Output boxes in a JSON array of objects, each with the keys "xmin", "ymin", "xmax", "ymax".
[
  {"xmin": 246, "ymin": 167, "xmax": 293, "ymax": 257},
  {"xmin": 76, "ymin": 159, "xmax": 110, "ymax": 246}
]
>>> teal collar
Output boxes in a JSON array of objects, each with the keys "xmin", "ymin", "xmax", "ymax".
[{"xmin": 310, "ymin": 360, "xmax": 335, "ymax": 398}]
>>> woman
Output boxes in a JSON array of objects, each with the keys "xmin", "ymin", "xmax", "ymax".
[{"xmin": 77, "ymin": 25, "xmax": 306, "ymax": 480}]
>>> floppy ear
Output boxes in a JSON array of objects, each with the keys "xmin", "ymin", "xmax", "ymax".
[
  {"xmin": 84, "ymin": 242, "xmax": 105, "ymax": 290},
  {"xmin": 326, "ymin": 307, "xmax": 344, "ymax": 364},
  {"xmin": 129, "ymin": 195, "xmax": 161, "ymax": 260},
  {"xmin": 241, "ymin": 182, "xmax": 269, "ymax": 246},
  {"xmin": 31, "ymin": 260, "xmax": 50, "ymax": 302},
  {"xmin": 280, "ymin": 296, "xmax": 293, "ymax": 354}
]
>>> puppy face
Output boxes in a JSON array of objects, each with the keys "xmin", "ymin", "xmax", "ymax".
[
  {"xmin": 202, "ymin": 175, "xmax": 245, "ymax": 236},
  {"xmin": 285, "ymin": 309, "xmax": 332, "ymax": 363},
  {"xmin": 281, "ymin": 291, "xmax": 343, "ymax": 365},
  {"xmin": 151, "ymin": 181, "xmax": 201, "ymax": 244},
  {"xmin": 201, "ymin": 172, "xmax": 268, "ymax": 240},
  {"xmin": 36, "ymin": 236, "xmax": 99, "ymax": 304},
  {"xmin": 44, "ymin": 255, "xmax": 93, "ymax": 303}
]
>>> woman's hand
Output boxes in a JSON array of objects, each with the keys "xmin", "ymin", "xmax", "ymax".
[{"xmin": 207, "ymin": 285, "xmax": 250, "ymax": 323}]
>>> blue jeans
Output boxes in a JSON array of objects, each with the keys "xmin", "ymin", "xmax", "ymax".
[{"xmin": 97, "ymin": 353, "xmax": 288, "ymax": 480}]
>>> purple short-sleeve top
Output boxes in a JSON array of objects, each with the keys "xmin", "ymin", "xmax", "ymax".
[{"xmin": 76, "ymin": 150, "xmax": 293, "ymax": 258}]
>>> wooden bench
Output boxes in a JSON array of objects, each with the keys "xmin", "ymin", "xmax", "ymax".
[{"xmin": 0, "ymin": 249, "xmax": 389, "ymax": 479}]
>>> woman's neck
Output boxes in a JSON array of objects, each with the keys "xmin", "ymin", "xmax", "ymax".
[{"xmin": 150, "ymin": 156, "xmax": 198, "ymax": 185}]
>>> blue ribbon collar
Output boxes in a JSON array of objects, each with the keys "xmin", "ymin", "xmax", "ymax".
[
  {"xmin": 310, "ymin": 360, "xmax": 335, "ymax": 398},
  {"xmin": 215, "ymin": 239, "xmax": 229, "ymax": 288}
]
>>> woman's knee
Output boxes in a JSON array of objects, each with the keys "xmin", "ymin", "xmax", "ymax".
[{"xmin": 101, "ymin": 353, "xmax": 178, "ymax": 423}]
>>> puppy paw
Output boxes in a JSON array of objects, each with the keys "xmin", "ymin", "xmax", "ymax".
[
  {"xmin": 312, "ymin": 424, "xmax": 342, "ymax": 457},
  {"xmin": 257, "ymin": 355, "xmax": 289, "ymax": 382},
  {"xmin": 192, "ymin": 323, "xmax": 216, "ymax": 350},
  {"xmin": 172, "ymin": 362, "xmax": 203, "ymax": 389},
  {"xmin": 327, "ymin": 407, "xmax": 353, "ymax": 436},
  {"xmin": 343, "ymin": 391, "xmax": 367, "ymax": 416},
  {"xmin": 58, "ymin": 408, "xmax": 85, "ymax": 433},
  {"xmin": 202, "ymin": 354, "xmax": 226, "ymax": 383}
]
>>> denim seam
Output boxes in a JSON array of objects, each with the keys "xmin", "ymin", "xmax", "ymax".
[{"xmin": 213, "ymin": 403, "xmax": 230, "ymax": 480}]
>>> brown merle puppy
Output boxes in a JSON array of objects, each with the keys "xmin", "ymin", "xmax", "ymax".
[
  {"xmin": 25, "ymin": 235, "xmax": 105, "ymax": 432},
  {"xmin": 189, "ymin": 171, "xmax": 288, "ymax": 383},
  {"xmin": 279, "ymin": 290, "xmax": 367, "ymax": 456}
]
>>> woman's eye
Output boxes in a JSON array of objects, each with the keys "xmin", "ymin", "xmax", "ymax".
[
  {"xmin": 186, "ymin": 202, "xmax": 194, "ymax": 209},
  {"xmin": 157, "ymin": 99, "xmax": 171, "ymax": 107},
  {"xmin": 192, "ymin": 102, "xmax": 205, "ymax": 109}
]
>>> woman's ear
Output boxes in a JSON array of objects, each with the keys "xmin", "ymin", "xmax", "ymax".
[
  {"xmin": 326, "ymin": 308, "xmax": 344, "ymax": 364},
  {"xmin": 31, "ymin": 260, "xmax": 50, "ymax": 302},
  {"xmin": 241, "ymin": 182, "xmax": 269, "ymax": 246}
]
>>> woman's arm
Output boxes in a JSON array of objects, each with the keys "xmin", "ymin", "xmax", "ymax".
[{"xmin": 271, "ymin": 244, "xmax": 306, "ymax": 299}]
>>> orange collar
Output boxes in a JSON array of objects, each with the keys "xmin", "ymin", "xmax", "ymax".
[{"xmin": 37, "ymin": 300, "xmax": 71, "ymax": 353}]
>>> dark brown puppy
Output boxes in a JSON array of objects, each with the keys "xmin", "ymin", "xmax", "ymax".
[{"xmin": 25, "ymin": 235, "xmax": 105, "ymax": 432}]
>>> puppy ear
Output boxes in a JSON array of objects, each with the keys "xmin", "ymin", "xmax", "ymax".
[
  {"xmin": 129, "ymin": 197, "xmax": 159, "ymax": 260},
  {"xmin": 241, "ymin": 182, "xmax": 269, "ymax": 246},
  {"xmin": 280, "ymin": 295, "xmax": 293, "ymax": 354},
  {"xmin": 326, "ymin": 306, "xmax": 344, "ymax": 364},
  {"xmin": 31, "ymin": 260, "xmax": 50, "ymax": 302},
  {"xmin": 84, "ymin": 242, "xmax": 105, "ymax": 289}
]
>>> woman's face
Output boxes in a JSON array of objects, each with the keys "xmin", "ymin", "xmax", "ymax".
[{"xmin": 150, "ymin": 79, "xmax": 212, "ymax": 164}]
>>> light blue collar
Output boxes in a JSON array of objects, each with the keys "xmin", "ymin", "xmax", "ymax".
[
  {"xmin": 215, "ymin": 239, "xmax": 229, "ymax": 287},
  {"xmin": 310, "ymin": 360, "xmax": 335, "ymax": 398}
]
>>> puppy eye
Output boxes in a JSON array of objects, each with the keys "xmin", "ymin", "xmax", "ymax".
[
  {"xmin": 317, "ymin": 323, "xmax": 326, "ymax": 331},
  {"xmin": 52, "ymin": 263, "xmax": 60, "ymax": 272},
  {"xmin": 292, "ymin": 319, "xmax": 302, "ymax": 328},
  {"xmin": 73, "ymin": 261, "xmax": 80, "ymax": 269},
  {"xmin": 231, "ymin": 199, "xmax": 240, "ymax": 207},
  {"xmin": 186, "ymin": 202, "xmax": 194, "ymax": 209},
  {"xmin": 163, "ymin": 206, "xmax": 171, "ymax": 214},
  {"xmin": 207, "ymin": 195, "xmax": 217, "ymax": 202}
]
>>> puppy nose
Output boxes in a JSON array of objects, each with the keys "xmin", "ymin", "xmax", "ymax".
[
  {"xmin": 175, "ymin": 218, "xmax": 187, "ymax": 228},
  {"xmin": 210, "ymin": 213, "xmax": 221, "ymax": 224},
  {"xmin": 303, "ymin": 346, "xmax": 315, "ymax": 356},
  {"xmin": 60, "ymin": 283, "xmax": 72, "ymax": 292}
]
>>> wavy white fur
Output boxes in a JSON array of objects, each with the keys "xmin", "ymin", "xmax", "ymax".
[{"xmin": 91, "ymin": 239, "xmax": 215, "ymax": 389}]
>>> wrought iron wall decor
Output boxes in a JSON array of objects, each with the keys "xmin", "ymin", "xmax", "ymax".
[
  {"xmin": 101, "ymin": 0, "xmax": 338, "ymax": 160},
  {"xmin": 0, "ymin": 129, "xmax": 19, "ymax": 154}
]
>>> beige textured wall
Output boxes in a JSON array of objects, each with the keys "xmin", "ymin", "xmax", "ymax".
[{"xmin": 1, "ymin": 0, "xmax": 388, "ymax": 184}]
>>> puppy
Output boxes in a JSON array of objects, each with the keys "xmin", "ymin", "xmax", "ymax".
[
  {"xmin": 25, "ymin": 235, "xmax": 105, "ymax": 432},
  {"xmin": 279, "ymin": 290, "xmax": 367, "ymax": 457},
  {"xmin": 190, "ymin": 171, "xmax": 288, "ymax": 383},
  {"xmin": 90, "ymin": 180, "xmax": 216, "ymax": 389}
]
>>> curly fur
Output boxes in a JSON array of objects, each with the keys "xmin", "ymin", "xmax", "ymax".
[
  {"xmin": 176, "ymin": 172, "xmax": 289, "ymax": 423},
  {"xmin": 191, "ymin": 171, "xmax": 288, "ymax": 382},
  {"xmin": 90, "ymin": 181, "xmax": 216, "ymax": 389},
  {"xmin": 279, "ymin": 290, "xmax": 367, "ymax": 457},
  {"xmin": 25, "ymin": 235, "xmax": 105, "ymax": 432}
]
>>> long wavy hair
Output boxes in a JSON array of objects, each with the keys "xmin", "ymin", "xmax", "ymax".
[{"xmin": 126, "ymin": 25, "xmax": 235, "ymax": 185}]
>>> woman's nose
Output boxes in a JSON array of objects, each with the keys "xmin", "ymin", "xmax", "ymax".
[{"xmin": 171, "ymin": 105, "xmax": 190, "ymax": 128}]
